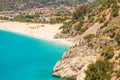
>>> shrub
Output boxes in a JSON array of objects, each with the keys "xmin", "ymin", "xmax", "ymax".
[
  {"xmin": 76, "ymin": 20, "xmax": 83, "ymax": 31},
  {"xmin": 89, "ymin": 16, "xmax": 94, "ymax": 23},
  {"xmin": 102, "ymin": 14, "xmax": 106, "ymax": 17},
  {"xmin": 104, "ymin": 28, "xmax": 116, "ymax": 38},
  {"xmin": 117, "ymin": 71, "xmax": 120, "ymax": 77},
  {"xmin": 111, "ymin": 4, "xmax": 119, "ymax": 17},
  {"xmin": 115, "ymin": 31, "xmax": 120, "ymax": 44},
  {"xmin": 101, "ymin": 46, "xmax": 114, "ymax": 59},
  {"xmin": 60, "ymin": 22, "xmax": 72, "ymax": 34},
  {"xmin": 101, "ymin": 0, "xmax": 117, "ymax": 10},
  {"xmin": 98, "ymin": 17, "xmax": 105, "ymax": 23},
  {"xmin": 79, "ymin": 27, "xmax": 88, "ymax": 35},
  {"xmin": 0, "ymin": 16, "xmax": 9, "ymax": 20},
  {"xmin": 100, "ymin": 21, "xmax": 109, "ymax": 29},
  {"xmin": 115, "ymin": 53, "xmax": 120, "ymax": 60},
  {"xmin": 72, "ymin": 5, "xmax": 89, "ymax": 20},
  {"xmin": 25, "ymin": 15, "xmax": 34, "ymax": 19},
  {"xmin": 84, "ymin": 34, "xmax": 95, "ymax": 41},
  {"xmin": 85, "ymin": 60, "xmax": 113, "ymax": 80}
]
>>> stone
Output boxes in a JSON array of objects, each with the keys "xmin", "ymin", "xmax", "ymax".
[{"xmin": 53, "ymin": 44, "xmax": 98, "ymax": 80}]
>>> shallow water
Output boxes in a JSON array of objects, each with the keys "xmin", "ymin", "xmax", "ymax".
[{"xmin": 0, "ymin": 30, "xmax": 69, "ymax": 80}]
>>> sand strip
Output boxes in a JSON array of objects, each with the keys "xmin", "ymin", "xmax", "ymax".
[{"xmin": 0, "ymin": 21, "xmax": 73, "ymax": 46}]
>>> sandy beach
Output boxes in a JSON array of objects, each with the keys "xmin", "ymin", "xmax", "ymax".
[{"xmin": 0, "ymin": 21, "xmax": 73, "ymax": 46}]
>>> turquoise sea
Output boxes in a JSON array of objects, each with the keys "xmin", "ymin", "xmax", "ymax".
[{"xmin": 0, "ymin": 30, "xmax": 69, "ymax": 80}]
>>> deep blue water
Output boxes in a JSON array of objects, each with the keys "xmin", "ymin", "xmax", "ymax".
[{"xmin": 0, "ymin": 30, "xmax": 69, "ymax": 80}]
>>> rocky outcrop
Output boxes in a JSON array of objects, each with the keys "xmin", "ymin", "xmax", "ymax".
[
  {"xmin": 53, "ymin": 22, "xmax": 104, "ymax": 80},
  {"xmin": 53, "ymin": 43, "xmax": 100, "ymax": 80}
]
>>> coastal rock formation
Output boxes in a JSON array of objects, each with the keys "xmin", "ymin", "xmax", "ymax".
[
  {"xmin": 53, "ymin": 43, "xmax": 99, "ymax": 80},
  {"xmin": 53, "ymin": 22, "xmax": 103, "ymax": 80}
]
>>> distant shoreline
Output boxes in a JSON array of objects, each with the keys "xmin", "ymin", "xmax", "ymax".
[{"xmin": 0, "ymin": 21, "xmax": 73, "ymax": 46}]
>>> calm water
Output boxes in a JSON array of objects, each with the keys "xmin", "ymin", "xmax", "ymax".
[{"xmin": 0, "ymin": 30, "xmax": 69, "ymax": 80}]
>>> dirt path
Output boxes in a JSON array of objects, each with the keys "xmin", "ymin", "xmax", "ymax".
[
  {"xmin": 72, "ymin": 22, "xmax": 103, "ymax": 43},
  {"xmin": 80, "ymin": 22, "xmax": 103, "ymax": 39}
]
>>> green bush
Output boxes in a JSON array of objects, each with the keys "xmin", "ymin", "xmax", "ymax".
[
  {"xmin": 115, "ymin": 31, "xmax": 120, "ymax": 44},
  {"xmin": 89, "ymin": 16, "xmax": 94, "ymax": 23},
  {"xmin": 100, "ymin": 21, "xmax": 109, "ymax": 29},
  {"xmin": 117, "ymin": 71, "xmax": 120, "ymax": 77},
  {"xmin": 84, "ymin": 34, "xmax": 95, "ymax": 41},
  {"xmin": 0, "ymin": 16, "xmax": 9, "ymax": 20},
  {"xmin": 13, "ymin": 13, "xmax": 41, "ymax": 23},
  {"xmin": 85, "ymin": 60, "xmax": 113, "ymax": 80},
  {"xmin": 72, "ymin": 5, "xmax": 89, "ymax": 20},
  {"xmin": 115, "ymin": 53, "xmax": 120, "ymax": 60},
  {"xmin": 101, "ymin": 46, "xmax": 114, "ymax": 59},
  {"xmin": 111, "ymin": 4, "xmax": 119, "ymax": 17},
  {"xmin": 75, "ymin": 20, "xmax": 83, "ymax": 31},
  {"xmin": 118, "ymin": 0, "xmax": 120, "ymax": 3},
  {"xmin": 102, "ymin": 14, "xmax": 106, "ymax": 17},
  {"xmin": 101, "ymin": 0, "xmax": 117, "ymax": 10},
  {"xmin": 25, "ymin": 15, "xmax": 34, "ymax": 19},
  {"xmin": 104, "ymin": 28, "xmax": 116, "ymax": 38},
  {"xmin": 98, "ymin": 17, "xmax": 105, "ymax": 23},
  {"xmin": 79, "ymin": 27, "xmax": 88, "ymax": 35},
  {"xmin": 60, "ymin": 22, "xmax": 72, "ymax": 34}
]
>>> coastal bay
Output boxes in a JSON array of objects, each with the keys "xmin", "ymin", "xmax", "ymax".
[
  {"xmin": 0, "ymin": 21, "xmax": 73, "ymax": 46},
  {"xmin": 0, "ymin": 30, "xmax": 69, "ymax": 80}
]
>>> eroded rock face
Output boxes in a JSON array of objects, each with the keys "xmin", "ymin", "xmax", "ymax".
[{"xmin": 53, "ymin": 44, "xmax": 99, "ymax": 80}]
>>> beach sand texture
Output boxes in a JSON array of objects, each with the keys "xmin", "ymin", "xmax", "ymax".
[{"xmin": 0, "ymin": 21, "xmax": 73, "ymax": 46}]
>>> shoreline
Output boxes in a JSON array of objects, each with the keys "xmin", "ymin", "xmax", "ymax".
[{"xmin": 0, "ymin": 21, "xmax": 74, "ymax": 46}]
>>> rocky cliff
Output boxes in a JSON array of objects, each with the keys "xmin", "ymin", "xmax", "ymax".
[
  {"xmin": 53, "ymin": 17, "xmax": 120, "ymax": 80},
  {"xmin": 53, "ymin": 0, "xmax": 120, "ymax": 80},
  {"xmin": 53, "ymin": 43, "xmax": 99, "ymax": 80}
]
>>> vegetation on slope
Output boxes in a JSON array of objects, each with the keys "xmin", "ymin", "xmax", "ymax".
[
  {"xmin": 84, "ymin": 1, "xmax": 120, "ymax": 80},
  {"xmin": 52, "ymin": 0, "xmax": 120, "ymax": 80},
  {"xmin": 58, "ymin": 0, "xmax": 120, "ymax": 80},
  {"xmin": 0, "ymin": 0, "xmax": 88, "ymax": 11},
  {"xmin": 85, "ymin": 60, "xmax": 113, "ymax": 80},
  {"xmin": 12, "ymin": 13, "xmax": 40, "ymax": 22},
  {"xmin": 59, "ymin": 4, "xmax": 92, "ymax": 36},
  {"xmin": 58, "ymin": 0, "xmax": 119, "ymax": 38}
]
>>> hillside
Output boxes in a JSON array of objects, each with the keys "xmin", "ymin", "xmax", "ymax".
[
  {"xmin": 53, "ymin": 0, "xmax": 120, "ymax": 80},
  {"xmin": 0, "ymin": 0, "xmax": 89, "ymax": 11}
]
